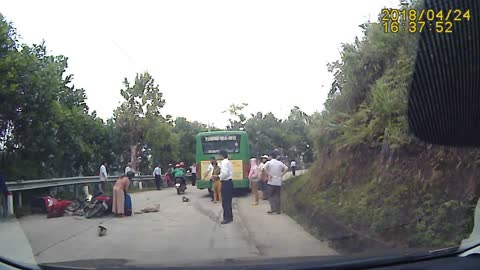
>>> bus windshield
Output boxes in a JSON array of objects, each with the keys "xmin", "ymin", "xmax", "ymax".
[{"xmin": 201, "ymin": 135, "xmax": 241, "ymax": 154}]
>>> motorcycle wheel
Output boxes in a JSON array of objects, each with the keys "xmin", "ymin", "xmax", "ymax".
[
  {"xmin": 85, "ymin": 203, "xmax": 103, "ymax": 219},
  {"xmin": 176, "ymin": 188, "xmax": 181, "ymax": 195},
  {"xmin": 65, "ymin": 199, "xmax": 83, "ymax": 212}
]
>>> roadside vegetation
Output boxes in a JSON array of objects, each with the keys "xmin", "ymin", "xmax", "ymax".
[{"xmin": 283, "ymin": 2, "xmax": 479, "ymax": 250}]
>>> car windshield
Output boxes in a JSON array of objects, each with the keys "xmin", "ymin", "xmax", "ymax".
[{"xmin": 1, "ymin": 0, "xmax": 479, "ymax": 268}]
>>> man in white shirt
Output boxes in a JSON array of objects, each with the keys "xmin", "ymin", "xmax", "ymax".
[
  {"xmin": 125, "ymin": 163, "xmax": 132, "ymax": 175},
  {"xmin": 189, "ymin": 164, "xmax": 197, "ymax": 186},
  {"xmin": 215, "ymin": 150, "xmax": 233, "ymax": 224},
  {"xmin": 263, "ymin": 152, "xmax": 288, "ymax": 214},
  {"xmin": 153, "ymin": 164, "xmax": 162, "ymax": 190},
  {"xmin": 125, "ymin": 162, "xmax": 135, "ymax": 181},
  {"xmin": 290, "ymin": 160, "xmax": 297, "ymax": 176},
  {"xmin": 99, "ymin": 161, "xmax": 108, "ymax": 193}
]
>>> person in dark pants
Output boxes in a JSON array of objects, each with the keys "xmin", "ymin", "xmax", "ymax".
[
  {"xmin": 98, "ymin": 161, "xmax": 108, "ymax": 193},
  {"xmin": 263, "ymin": 152, "xmax": 288, "ymax": 214},
  {"xmin": 290, "ymin": 160, "xmax": 297, "ymax": 176},
  {"xmin": 153, "ymin": 164, "xmax": 162, "ymax": 190},
  {"xmin": 215, "ymin": 150, "xmax": 233, "ymax": 224},
  {"xmin": 258, "ymin": 155, "xmax": 269, "ymax": 200},
  {"xmin": 189, "ymin": 164, "xmax": 197, "ymax": 186}
]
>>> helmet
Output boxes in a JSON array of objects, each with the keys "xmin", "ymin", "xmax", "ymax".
[
  {"xmin": 175, "ymin": 164, "xmax": 180, "ymax": 168},
  {"xmin": 179, "ymin": 162, "xmax": 185, "ymax": 167},
  {"xmin": 168, "ymin": 163, "xmax": 172, "ymax": 167}
]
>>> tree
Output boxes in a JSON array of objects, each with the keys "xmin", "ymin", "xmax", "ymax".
[
  {"xmin": 145, "ymin": 119, "xmax": 180, "ymax": 170},
  {"xmin": 223, "ymin": 103, "xmax": 248, "ymax": 130},
  {"xmin": 113, "ymin": 72, "xmax": 165, "ymax": 172},
  {"xmin": 173, "ymin": 117, "xmax": 206, "ymax": 165},
  {"xmin": 0, "ymin": 14, "xmax": 113, "ymax": 179},
  {"xmin": 244, "ymin": 112, "xmax": 286, "ymax": 158}
]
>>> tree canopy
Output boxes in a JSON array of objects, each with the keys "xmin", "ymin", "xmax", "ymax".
[{"xmin": 0, "ymin": 14, "xmax": 313, "ymax": 180}]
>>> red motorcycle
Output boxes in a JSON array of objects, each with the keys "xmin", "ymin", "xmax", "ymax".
[{"xmin": 44, "ymin": 196, "xmax": 73, "ymax": 218}]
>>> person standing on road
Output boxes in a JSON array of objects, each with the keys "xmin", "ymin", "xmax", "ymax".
[
  {"xmin": 99, "ymin": 161, "xmax": 108, "ymax": 193},
  {"xmin": 125, "ymin": 162, "xmax": 135, "ymax": 182},
  {"xmin": 258, "ymin": 155, "xmax": 269, "ymax": 200},
  {"xmin": 153, "ymin": 164, "xmax": 162, "ymax": 190},
  {"xmin": 203, "ymin": 157, "xmax": 216, "ymax": 202},
  {"xmin": 215, "ymin": 150, "xmax": 233, "ymax": 224},
  {"xmin": 248, "ymin": 158, "xmax": 260, "ymax": 205},
  {"xmin": 263, "ymin": 152, "xmax": 288, "ymax": 215},
  {"xmin": 125, "ymin": 163, "xmax": 132, "ymax": 175},
  {"xmin": 189, "ymin": 164, "xmax": 197, "ymax": 186},
  {"xmin": 112, "ymin": 175, "xmax": 130, "ymax": 217},
  {"xmin": 290, "ymin": 160, "xmax": 297, "ymax": 176},
  {"xmin": 167, "ymin": 163, "xmax": 175, "ymax": 187},
  {"xmin": 211, "ymin": 159, "xmax": 222, "ymax": 203}
]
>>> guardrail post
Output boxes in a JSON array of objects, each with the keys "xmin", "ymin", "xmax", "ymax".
[
  {"xmin": 17, "ymin": 191, "xmax": 22, "ymax": 208},
  {"xmin": 83, "ymin": 183, "xmax": 89, "ymax": 196},
  {"xmin": 7, "ymin": 191, "xmax": 14, "ymax": 216},
  {"xmin": 139, "ymin": 181, "xmax": 143, "ymax": 190}
]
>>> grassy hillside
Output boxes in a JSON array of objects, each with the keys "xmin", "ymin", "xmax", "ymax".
[
  {"xmin": 284, "ymin": 3, "xmax": 479, "ymax": 251},
  {"xmin": 283, "ymin": 144, "xmax": 478, "ymax": 251}
]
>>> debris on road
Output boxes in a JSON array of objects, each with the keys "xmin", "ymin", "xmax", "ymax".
[
  {"xmin": 141, "ymin": 204, "xmax": 160, "ymax": 213},
  {"xmin": 182, "ymin": 196, "xmax": 190, "ymax": 202},
  {"xmin": 98, "ymin": 226, "xmax": 107, "ymax": 237}
]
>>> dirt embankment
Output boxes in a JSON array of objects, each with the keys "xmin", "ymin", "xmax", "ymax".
[{"xmin": 282, "ymin": 143, "xmax": 480, "ymax": 253}]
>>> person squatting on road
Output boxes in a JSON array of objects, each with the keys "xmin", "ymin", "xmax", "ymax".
[
  {"xmin": 215, "ymin": 150, "xmax": 233, "ymax": 224},
  {"xmin": 112, "ymin": 175, "xmax": 130, "ymax": 217},
  {"xmin": 248, "ymin": 158, "xmax": 260, "ymax": 205},
  {"xmin": 263, "ymin": 152, "xmax": 288, "ymax": 215},
  {"xmin": 153, "ymin": 164, "xmax": 162, "ymax": 190}
]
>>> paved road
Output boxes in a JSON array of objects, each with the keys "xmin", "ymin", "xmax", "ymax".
[{"xmin": 1, "ymin": 170, "xmax": 336, "ymax": 267}]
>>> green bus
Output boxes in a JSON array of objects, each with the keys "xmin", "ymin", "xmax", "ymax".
[{"xmin": 195, "ymin": 130, "xmax": 251, "ymax": 190}]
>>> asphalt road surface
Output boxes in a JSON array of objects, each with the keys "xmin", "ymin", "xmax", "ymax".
[{"xmin": 1, "ymin": 171, "xmax": 337, "ymax": 267}]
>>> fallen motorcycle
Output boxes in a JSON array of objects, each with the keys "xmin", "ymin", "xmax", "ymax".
[
  {"xmin": 65, "ymin": 190, "xmax": 103, "ymax": 214},
  {"xmin": 45, "ymin": 196, "xmax": 73, "ymax": 218},
  {"xmin": 84, "ymin": 194, "xmax": 113, "ymax": 219}
]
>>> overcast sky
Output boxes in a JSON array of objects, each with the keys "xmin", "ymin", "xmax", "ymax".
[{"xmin": 1, "ymin": 0, "xmax": 396, "ymax": 127}]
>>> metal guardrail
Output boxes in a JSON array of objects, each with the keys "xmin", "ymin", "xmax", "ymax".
[{"xmin": 6, "ymin": 175, "xmax": 156, "ymax": 191}]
